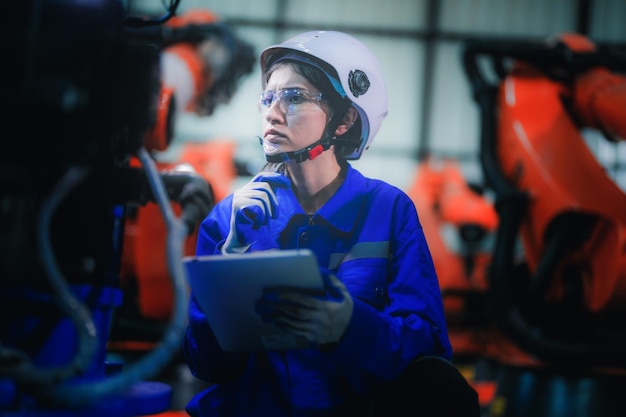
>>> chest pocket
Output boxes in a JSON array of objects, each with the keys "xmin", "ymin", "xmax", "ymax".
[{"xmin": 336, "ymin": 256, "xmax": 389, "ymax": 311}]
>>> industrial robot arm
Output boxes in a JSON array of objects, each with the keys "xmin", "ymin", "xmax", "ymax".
[{"xmin": 463, "ymin": 33, "xmax": 626, "ymax": 368}]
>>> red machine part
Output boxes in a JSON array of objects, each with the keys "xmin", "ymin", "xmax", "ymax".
[
  {"xmin": 166, "ymin": 8, "xmax": 218, "ymax": 27},
  {"xmin": 407, "ymin": 158, "xmax": 498, "ymax": 322},
  {"xmin": 143, "ymin": 83, "xmax": 176, "ymax": 152},
  {"xmin": 573, "ymin": 67, "xmax": 626, "ymax": 141},
  {"xmin": 460, "ymin": 33, "xmax": 626, "ymax": 416},
  {"xmin": 561, "ymin": 33, "xmax": 626, "ymax": 141},
  {"xmin": 163, "ymin": 43, "xmax": 209, "ymax": 114},
  {"xmin": 497, "ymin": 61, "xmax": 626, "ymax": 314}
]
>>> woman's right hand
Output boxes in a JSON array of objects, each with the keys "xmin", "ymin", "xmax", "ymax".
[{"xmin": 222, "ymin": 172, "xmax": 290, "ymax": 253}]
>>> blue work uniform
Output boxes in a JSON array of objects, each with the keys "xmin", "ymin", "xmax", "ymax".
[{"xmin": 184, "ymin": 163, "xmax": 452, "ymax": 417}]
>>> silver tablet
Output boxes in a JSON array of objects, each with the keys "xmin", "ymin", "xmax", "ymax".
[{"xmin": 183, "ymin": 248, "xmax": 325, "ymax": 352}]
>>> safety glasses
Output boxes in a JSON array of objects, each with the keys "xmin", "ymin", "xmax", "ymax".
[{"xmin": 259, "ymin": 88, "xmax": 324, "ymax": 115}]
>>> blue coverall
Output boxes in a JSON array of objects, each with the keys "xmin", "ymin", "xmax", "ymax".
[{"xmin": 184, "ymin": 163, "xmax": 452, "ymax": 416}]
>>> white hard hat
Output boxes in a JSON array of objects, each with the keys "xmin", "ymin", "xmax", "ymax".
[{"xmin": 260, "ymin": 31, "xmax": 388, "ymax": 160}]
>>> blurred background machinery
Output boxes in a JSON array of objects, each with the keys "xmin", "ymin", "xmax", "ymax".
[
  {"xmin": 460, "ymin": 32, "xmax": 626, "ymax": 416},
  {"xmin": 2, "ymin": 1, "xmax": 626, "ymax": 417}
]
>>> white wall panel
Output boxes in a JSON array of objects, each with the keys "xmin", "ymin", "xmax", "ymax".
[
  {"xmin": 427, "ymin": 42, "xmax": 480, "ymax": 157},
  {"xmin": 362, "ymin": 35, "xmax": 424, "ymax": 154},
  {"xmin": 284, "ymin": 0, "xmax": 428, "ymax": 29},
  {"xmin": 174, "ymin": 0, "xmax": 280, "ymax": 20},
  {"xmin": 440, "ymin": 0, "xmax": 577, "ymax": 37},
  {"xmin": 590, "ymin": 0, "xmax": 626, "ymax": 41}
]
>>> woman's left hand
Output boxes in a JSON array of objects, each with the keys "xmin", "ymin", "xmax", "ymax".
[{"xmin": 256, "ymin": 274, "xmax": 354, "ymax": 345}]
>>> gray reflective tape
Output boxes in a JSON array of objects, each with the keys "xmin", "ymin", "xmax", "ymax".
[{"xmin": 328, "ymin": 241, "xmax": 390, "ymax": 269}]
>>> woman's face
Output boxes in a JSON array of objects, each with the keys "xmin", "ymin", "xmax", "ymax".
[{"xmin": 260, "ymin": 63, "xmax": 330, "ymax": 157}]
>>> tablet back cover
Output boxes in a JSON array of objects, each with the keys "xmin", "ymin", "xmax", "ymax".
[{"xmin": 184, "ymin": 249, "xmax": 324, "ymax": 351}]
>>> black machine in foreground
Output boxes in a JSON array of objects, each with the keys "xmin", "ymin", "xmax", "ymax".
[{"xmin": 0, "ymin": 1, "xmax": 245, "ymax": 415}]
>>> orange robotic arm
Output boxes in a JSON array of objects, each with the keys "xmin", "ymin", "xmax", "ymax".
[
  {"xmin": 463, "ymin": 33, "xmax": 626, "ymax": 368},
  {"xmin": 558, "ymin": 33, "xmax": 626, "ymax": 141},
  {"xmin": 573, "ymin": 67, "xmax": 626, "ymax": 140}
]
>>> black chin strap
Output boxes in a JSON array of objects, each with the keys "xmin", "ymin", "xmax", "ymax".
[
  {"xmin": 260, "ymin": 97, "xmax": 353, "ymax": 164},
  {"xmin": 259, "ymin": 134, "xmax": 333, "ymax": 163}
]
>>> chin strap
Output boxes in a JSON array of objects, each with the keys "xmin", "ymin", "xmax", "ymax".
[
  {"xmin": 260, "ymin": 98, "xmax": 353, "ymax": 164},
  {"xmin": 259, "ymin": 134, "xmax": 333, "ymax": 163}
]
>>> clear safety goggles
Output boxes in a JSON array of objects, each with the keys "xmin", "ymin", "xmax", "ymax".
[{"xmin": 259, "ymin": 88, "xmax": 324, "ymax": 115}]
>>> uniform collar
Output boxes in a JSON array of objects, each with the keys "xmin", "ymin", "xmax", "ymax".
[
  {"xmin": 314, "ymin": 163, "xmax": 369, "ymax": 233},
  {"xmin": 273, "ymin": 163, "xmax": 369, "ymax": 234}
]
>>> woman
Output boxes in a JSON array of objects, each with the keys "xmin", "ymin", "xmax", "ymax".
[{"xmin": 183, "ymin": 30, "xmax": 478, "ymax": 417}]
